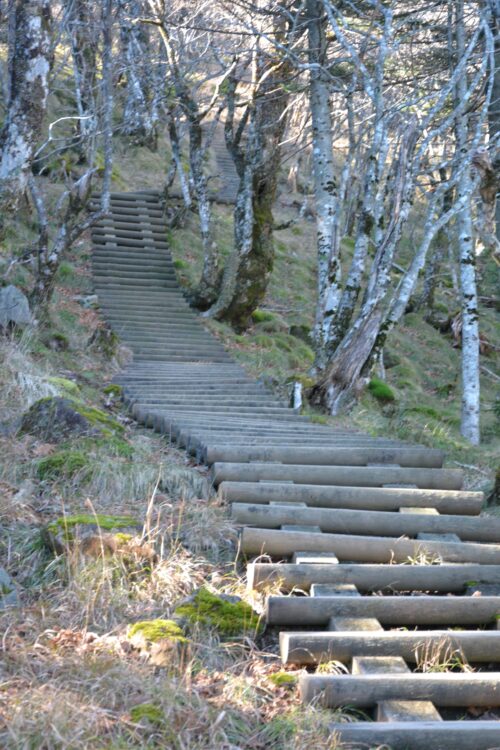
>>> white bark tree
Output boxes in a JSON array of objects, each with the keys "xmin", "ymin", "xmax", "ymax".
[{"xmin": 0, "ymin": 0, "xmax": 52, "ymax": 206}]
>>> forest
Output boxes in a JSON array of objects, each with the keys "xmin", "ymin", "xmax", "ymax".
[{"xmin": 0, "ymin": 1, "xmax": 499, "ymax": 748}]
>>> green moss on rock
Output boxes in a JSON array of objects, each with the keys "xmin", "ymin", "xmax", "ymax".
[
  {"xmin": 20, "ymin": 397, "xmax": 123, "ymax": 442},
  {"xmin": 128, "ymin": 619, "xmax": 187, "ymax": 644},
  {"xmin": 103, "ymin": 384, "xmax": 123, "ymax": 397},
  {"xmin": 368, "ymin": 377, "xmax": 396, "ymax": 403},
  {"xmin": 74, "ymin": 404, "xmax": 124, "ymax": 434},
  {"xmin": 174, "ymin": 587, "xmax": 262, "ymax": 637},
  {"xmin": 48, "ymin": 513, "xmax": 137, "ymax": 534},
  {"xmin": 47, "ymin": 377, "xmax": 81, "ymax": 397},
  {"xmin": 268, "ymin": 671, "xmax": 298, "ymax": 688}
]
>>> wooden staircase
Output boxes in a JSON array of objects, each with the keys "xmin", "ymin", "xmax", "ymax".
[{"xmin": 91, "ymin": 190, "xmax": 500, "ymax": 749}]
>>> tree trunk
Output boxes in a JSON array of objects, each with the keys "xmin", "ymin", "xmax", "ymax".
[
  {"xmin": 118, "ymin": 0, "xmax": 156, "ymax": 148},
  {"xmin": 456, "ymin": 0, "xmax": 480, "ymax": 445},
  {"xmin": 0, "ymin": 0, "xmax": 52, "ymax": 207},
  {"xmin": 311, "ymin": 309, "xmax": 384, "ymax": 415},
  {"xmin": 487, "ymin": 1, "xmax": 500, "ymax": 249},
  {"xmin": 306, "ymin": 0, "xmax": 339, "ymax": 360},
  {"xmin": 206, "ymin": 59, "xmax": 289, "ymax": 330},
  {"xmin": 189, "ymin": 116, "xmax": 221, "ymax": 309},
  {"xmin": 65, "ymin": 0, "xmax": 97, "ymax": 146}
]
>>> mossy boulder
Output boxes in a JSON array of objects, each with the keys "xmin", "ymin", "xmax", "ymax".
[
  {"xmin": 42, "ymin": 513, "xmax": 141, "ymax": 556},
  {"xmin": 174, "ymin": 587, "xmax": 263, "ymax": 638},
  {"xmin": 46, "ymin": 377, "xmax": 81, "ymax": 398},
  {"xmin": 367, "ymin": 377, "xmax": 396, "ymax": 403},
  {"xmin": 20, "ymin": 397, "xmax": 94, "ymax": 442},
  {"xmin": 20, "ymin": 397, "xmax": 124, "ymax": 442},
  {"xmin": 127, "ymin": 619, "xmax": 187, "ymax": 666}
]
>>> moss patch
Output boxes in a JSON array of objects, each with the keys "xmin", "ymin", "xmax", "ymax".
[
  {"xmin": 174, "ymin": 587, "xmax": 262, "ymax": 637},
  {"xmin": 48, "ymin": 513, "xmax": 137, "ymax": 534},
  {"xmin": 102, "ymin": 384, "xmax": 123, "ymax": 397},
  {"xmin": 252, "ymin": 309, "xmax": 275, "ymax": 324},
  {"xmin": 268, "ymin": 671, "xmax": 298, "ymax": 688},
  {"xmin": 368, "ymin": 377, "xmax": 396, "ymax": 403},
  {"xmin": 73, "ymin": 404, "xmax": 124, "ymax": 434},
  {"xmin": 47, "ymin": 377, "xmax": 81, "ymax": 397},
  {"xmin": 130, "ymin": 703, "xmax": 164, "ymax": 725},
  {"xmin": 128, "ymin": 619, "xmax": 187, "ymax": 644}
]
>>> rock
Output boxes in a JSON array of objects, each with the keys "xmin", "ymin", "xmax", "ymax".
[
  {"xmin": 174, "ymin": 587, "xmax": 263, "ymax": 638},
  {"xmin": 0, "ymin": 285, "xmax": 32, "ymax": 329},
  {"xmin": 127, "ymin": 619, "xmax": 187, "ymax": 666},
  {"xmin": 20, "ymin": 397, "xmax": 94, "ymax": 442},
  {"xmin": 0, "ymin": 567, "xmax": 18, "ymax": 608},
  {"xmin": 73, "ymin": 294, "xmax": 99, "ymax": 309},
  {"xmin": 20, "ymin": 397, "xmax": 125, "ymax": 442},
  {"xmin": 42, "ymin": 513, "xmax": 143, "ymax": 557}
]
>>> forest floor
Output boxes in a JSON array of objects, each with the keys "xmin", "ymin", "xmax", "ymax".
[{"xmin": 0, "ymin": 133, "xmax": 498, "ymax": 749}]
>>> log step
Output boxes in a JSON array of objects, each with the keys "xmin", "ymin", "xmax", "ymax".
[
  {"xmin": 281, "ymin": 629, "xmax": 500, "ymax": 665},
  {"xmin": 299, "ymin": 672, "xmax": 500, "ymax": 707},
  {"xmin": 266, "ymin": 594, "xmax": 500, "ymax": 626},
  {"xmin": 232, "ymin": 503, "xmax": 500, "ymax": 542},
  {"xmin": 247, "ymin": 561, "xmax": 500, "ymax": 592},
  {"xmin": 212, "ymin": 462, "xmax": 463, "ymax": 490}
]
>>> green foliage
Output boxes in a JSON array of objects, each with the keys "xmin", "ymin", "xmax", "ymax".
[
  {"xmin": 129, "ymin": 703, "xmax": 164, "ymax": 725},
  {"xmin": 268, "ymin": 671, "xmax": 298, "ymax": 688},
  {"xmin": 102, "ymin": 384, "xmax": 123, "ymax": 397},
  {"xmin": 46, "ymin": 376, "xmax": 81, "ymax": 398},
  {"xmin": 55, "ymin": 261, "xmax": 76, "ymax": 282},
  {"xmin": 74, "ymin": 404, "xmax": 125, "ymax": 434},
  {"xmin": 128, "ymin": 619, "xmax": 187, "ymax": 644},
  {"xmin": 78, "ymin": 435, "xmax": 133, "ymax": 458},
  {"xmin": 37, "ymin": 449, "xmax": 89, "ymax": 480},
  {"xmin": 406, "ymin": 405, "xmax": 441, "ymax": 420},
  {"xmin": 174, "ymin": 588, "xmax": 263, "ymax": 637},
  {"xmin": 48, "ymin": 513, "xmax": 137, "ymax": 534},
  {"xmin": 173, "ymin": 259, "xmax": 189, "ymax": 270},
  {"xmin": 368, "ymin": 377, "xmax": 396, "ymax": 402},
  {"xmin": 252, "ymin": 309, "xmax": 275, "ymax": 324}
]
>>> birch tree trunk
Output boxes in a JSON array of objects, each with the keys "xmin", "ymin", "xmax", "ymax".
[
  {"xmin": 0, "ymin": 0, "xmax": 52, "ymax": 207},
  {"xmin": 487, "ymin": 0, "xmax": 500, "ymax": 251},
  {"xmin": 306, "ymin": 0, "xmax": 339, "ymax": 361},
  {"xmin": 118, "ymin": 0, "xmax": 156, "ymax": 148},
  {"xmin": 455, "ymin": 0, "xmax": 481, "ymax": 445},
  {"xmin": 65, "ymin": 0, "xmax": 97, "ymax": 146}
]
